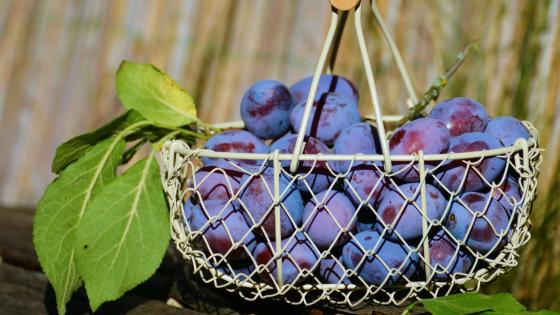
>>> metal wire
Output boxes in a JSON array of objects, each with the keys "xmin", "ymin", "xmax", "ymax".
[{"xmin": 160, "ymin": 119, "xmax": 541, "ymax": 307}]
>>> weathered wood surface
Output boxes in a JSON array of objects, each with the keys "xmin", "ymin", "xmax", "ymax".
[{"xmin": 0, "ymin": 206, "xmax": 425, "ymax": 315}]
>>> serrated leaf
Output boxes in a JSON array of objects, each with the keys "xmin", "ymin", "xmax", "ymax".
[
  {"xmin": 52, "ymin": 110, "xmax": 146, "ymax": 173},
  {"xmin": 75, "ymin": 153, "xmax": 170, "ymax": 311},
  {"xmin": 116, "ymin": 60, "xmax": 197, "ymax": 128},
  {"xmin": 408, "ymin": 293, "xmax": 526, "ymax": 315},
  {"xmin": 33, "ymin": 137, "xmax": 125, "ymax": 315}
]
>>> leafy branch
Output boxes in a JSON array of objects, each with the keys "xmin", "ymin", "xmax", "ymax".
[{"xmin": 33, "ymin": 60, "xmax": 217, "ymax": 314}]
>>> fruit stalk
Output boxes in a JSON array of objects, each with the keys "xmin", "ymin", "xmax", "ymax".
[{"xmin": 384, "ymin": 42, "xmax": 477, "ymax": 131}]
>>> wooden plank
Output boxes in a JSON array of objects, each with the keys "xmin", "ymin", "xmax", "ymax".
[
  {"xmin": 0, "ymin": 206, "xmax": 38, "ymax": 270},
  {"xmin": 0, "ymin": 263, "xmax": 202, "ymax": 315}
]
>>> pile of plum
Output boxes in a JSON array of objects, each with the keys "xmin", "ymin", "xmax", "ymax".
[{"xmin": 183, "ymin": 74, "xmax": 532, "ymax": 287}]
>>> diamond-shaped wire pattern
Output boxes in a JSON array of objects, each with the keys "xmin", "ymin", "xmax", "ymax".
[{"xmin": 160, "ymin": 120, "xmax": 541, "ymax": 307}]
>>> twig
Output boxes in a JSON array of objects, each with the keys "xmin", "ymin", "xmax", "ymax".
[{"xmin": 384, "ymin": 41, "xmax": 478, "ymax": 130}]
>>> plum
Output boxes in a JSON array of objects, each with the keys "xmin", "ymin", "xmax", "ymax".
[
  {"xmin": 240, "ymin": 80, "xmax": 295, "ymax": 139},
  {"xmin": 188, "ymin": 200, "xmax": 257, "ymax": 260},
  {"xmin": 203, "ymin": 130, "xmax": 270, "ymax": 166},
  {"xmin": 333, "ymin": 122, "xmax": 382, "ymax": 173},
  {"xmin": 445, "ymin": 192, "xmax": 510, "ymax": 254},
  {"xmin": 191, "ymin": 161, "xmax": 245, "ymax": 202},
  {"xmin": 484, "ymin": 116, "xmax": 531, "ymax": 147},
  {"xmin": 254, "ymin": 232, "xmax": 319, "ymax": 285},
  {"xmin": 492, "ymin": 175, "xmax": 522, "ymax": 214},
  {"xmin": 270, "ymin": 134, "xmax": 334, "ymax": 194},
  {"xmin": 436, "ymin": 132, "xmax": 505, "ymax": 193},
  {"xmin": 376, "ymin": 183, "xmax": 447, "ymax": 241},
  {"xmin": 290, "ymin": 92, "xmax": 361, "ymax": 145},
  {"xmin": 290, "ymin": 74, "xmax": 358, "ymax": 104},
  {"xmin": 343, "ymin": 164, "xmax": 386, "ymax": 208},
  {"xmin": 239, "ymin": 167, "xmax": 304, "ymax": 238},
  {"xmin": 342, "ymin": 231, "xmax": 419, "ymax": 285},
  {"xmin": 425, "ymin": 230, "xmax": 474, "ymax": 280},
  {"xmin": 389, "ymin": 118, "xmax": 451, "ymax": 182},
  {"xmin": 428, "ymin": 97, "xmax": 490, "ymax": 137},
  {"xmin": 319, "ymin": 258, "xmax": 352, "ymax": 285},
  {"xmin": 302, "ymin": 190, "xmax": 357, "ymax": 249}
]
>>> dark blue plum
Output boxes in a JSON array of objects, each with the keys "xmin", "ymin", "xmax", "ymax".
[
  {"xmin": 239, "ymin": 167, "xmax": 303, "ymax": 238},
  {"xmin": 302, "ymin": 190, "xmax": 357, "ymax": 249},
  {"xmin": 240, "ymin": 80, "xmax": 295, "ymax": 139},
  {"xmin": 376, "ymin": 183, "xmax": 447, "ymax": 241},
  {"xmin": 203, "ymin": 130, "xmax": 270, "ymax": 166},
  {"xmin": 270, "ymin": 134, "xmax": 334, "ymax": 193},
  {"xmin": 333, "ymin": 122, "xmax": 381, "ymax": 173},
  {"xmin": 191, "ymin": 161, "xmax": 245, "ymax": 202},
  {"xmin": 254, "ymin": 232, "xmax": 320, "ymax": 285},
  {"xmin": 290, "ymin": 92, "xmax": 361, "ymax": 145},
  {"xmin": 426, "ymin": 230, "xmax": 474, "ymax": 281},
  {"xmin": 343, "ymin": 164, "xmax": 386, "ymax": 208},
  {"xmin": 445, "ymin": 192, "xmax": 510, "ymax": 254},
  {"xmin": 485, "ymin": 116, "xmax": 531, "ymax": 146},
  {"xmin": 319, "ymin": 258, "xmax": 352, "ymax": 285},
  {"xmin": 290, "ymin": 74, "xmax": 358, "ymax": 104},
  {"xmin": 389, "ymin": 118, "xmax": 450, "ymax": 182},
  {"xmin": 492, "ymin": 176, "xmax": 521, "ymax": 214},
  {"xmin": 436, "ymin": 132, "xmax": 505, "ymax": 193},
  {"xmin": 429, "ymin": 97, "xmax": 490, "ymax": 137},
  {"xmin": 341, "ymin": 231, "xmax": 419, "ymax": 285},
  {"xmin": 189, "ymin": 200, "xmax": 257, "ymax": 260}
]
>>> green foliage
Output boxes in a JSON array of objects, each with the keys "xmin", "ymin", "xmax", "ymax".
[
  {"xmin": 51, "ymin": 110, "xmax": 146, "ymax": 174},
  {"xmin": 405, "ymin": 293, "xmax": 560, "ymax": 315},
  {"xmin": 34, "ymin": 137, "xmax": 126, "ymax": 315},
  {"xmin": 33, "ymin": 60, "xmax": 207, "ymax": 314},
  {"xmin": 75, "ymin": 154, "xmax": 169, "ymax": 311},
  {"xmin": 116, "ymin": 60, "xmax": 197, "ymax": 128}
]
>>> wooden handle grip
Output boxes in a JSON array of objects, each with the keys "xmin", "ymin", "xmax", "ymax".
[{"xmin": 330, "ymin": 0, "xmax": 360, "ymax": 11}]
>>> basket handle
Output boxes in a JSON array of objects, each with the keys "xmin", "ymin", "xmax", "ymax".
[
  {"xmin": 290, "ymin": 1, "xmax": 415, "ymax": 173},
  {"xmin": 354, "ymin": 3, "xmax": 392, "ymax": 172},
  {"xmin": 289, "ymin": 9, "xmax": 342, "ymax": 173}
]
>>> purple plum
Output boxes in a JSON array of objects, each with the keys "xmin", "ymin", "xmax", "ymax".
[
  {"xmin": 254, "ymin": 232, "xmax": 320, "ymax": 285},
  {"xmin": 445, "ymin": 192, "xmax": 510, "ymax": 254},
  {"xmin": 270, "ymin": 134, "xmax": 334, "ymax": 193},
  {"xmin": 484, "ymin": 116, "xmax": 531, "ymax": 147},
  {"xmin": 429, "ymin": 97, "xmax": 490, "ymax": 137},
  {"xmin": 290, "ymin": 92, "xmax": 361, "ymax": 145},
  {"xmin": 389, "ymin": 117, "xmax": 451, "ymax": 182},
  {"xmin": 188, "ymin": 200, "xmax": 257, "ymax": 260},
  {"xmin": 203, "ymin": 130, "xmax": 270, "ymax": 166},
  {"xmin": 436, "ymin": 132, "xmax": 505, "ymax": 193},
  {"xmin": 290, "ymin": 74, "xmax": 358, "ymax": 104},
  {"xmin": 240, "ymin": 80, "xmax": 295, "ymax": 139},
  {"xmin": 333, "ymin": 122, "xmax": 381, "ymax": 173},
  {"xmin": 302, "ymin": 190, "xmax": 357, "ymax": 249},
  {"xmin": 342, "ymin": 231, "xmax": 419, "ymax": 285},
  {"xmin": 376, "ymin": 183, "xmax": 447, "ymax": 241},
  {"xmin": 239, "ymin": 167, "xmax": 303, "ymax": 238}
]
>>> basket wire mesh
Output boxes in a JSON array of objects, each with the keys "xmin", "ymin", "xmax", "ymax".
[{"xmin": 159, "ymin": 0, "xmax": 542, "ymax": 307}]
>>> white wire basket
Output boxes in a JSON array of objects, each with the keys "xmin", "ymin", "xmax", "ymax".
[{"xmin": 159, "ymin": 0, "xmax": 542, "ymax": 307}]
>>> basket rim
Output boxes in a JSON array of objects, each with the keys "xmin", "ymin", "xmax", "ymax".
[{"xmin": 170, "ymin": 118, "xmax": 538, "ymax": 163}]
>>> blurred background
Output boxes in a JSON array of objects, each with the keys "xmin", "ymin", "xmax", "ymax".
[{"xmin": 0, "ymin": 0, "xmax": 558, "ymax": 311}]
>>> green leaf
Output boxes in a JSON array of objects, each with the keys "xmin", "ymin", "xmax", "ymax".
[
  {"xmin": 407, "ymin": 293, "xmax": 526, "ymax": 315},
  {"xmin": 52, "ymin": 110, "xmax": 146, "ymax": 173},
  {"xmin": 116, "ymin": 60, "xmax": 197, "ymax": 128},
  {"xmin": 75, "ymin": 153, "xmax": 170, "ymax": 311},
  {"xmin": 33, "ymin": 137, "xmax": 126, "ymax": 315}
]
